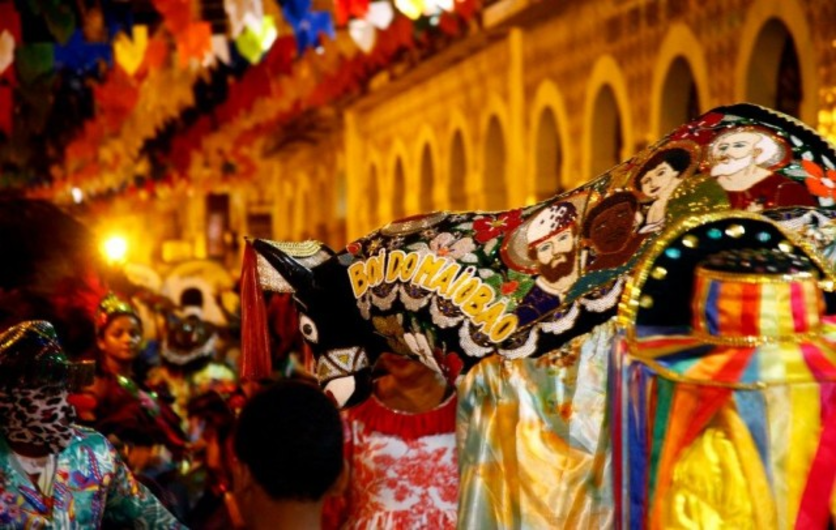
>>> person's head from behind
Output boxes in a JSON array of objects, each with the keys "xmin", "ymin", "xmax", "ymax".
[{"xmin": 232, "ymin": 380, "xmax": 343, "ymax": 523}]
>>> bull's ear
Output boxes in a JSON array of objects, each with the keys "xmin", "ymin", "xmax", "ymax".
[{"xmin": 251, "ymin": 239, "xmax": 333, "ymax": 293}]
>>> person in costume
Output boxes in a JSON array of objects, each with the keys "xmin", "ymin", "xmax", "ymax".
[
  {"xmin": 0, "ymin": 320, "xmax": 186, "ymax": 528},
  {"xmin": 323, "ymin": 353, "xmax": 458, "ymax": 529},
  {"xmin": 233, "ymin": 380, "xmax": 344, "ymax": 530},
  {"xmin": 81, "ymin": 293, "xmax": 188, "ymax": 458},
  {"xmin": 146, "ymin": 293, "xmax": 237, "ymax": 429},
  {"xmin": 618, "ymin": 221, "xmax": 836, "ymax": 529},
  {"xmin": 184, "ymin": 390, "xmax": 246, "ymax": 529},
  {"xmin": 72, "ymin": 292, "xmax": 191, "ymax": 522}
]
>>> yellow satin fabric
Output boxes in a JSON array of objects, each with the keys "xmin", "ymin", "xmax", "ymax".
[
  {"xmin": 457, "ymin": 322, "xmax": 615, "ymax": 529},
  {"xmin": 663, "ymin": 405, "xmax": 776, "ymax": 529}
]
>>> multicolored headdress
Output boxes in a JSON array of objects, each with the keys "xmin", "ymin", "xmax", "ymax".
[
  {"xmin": 0, "ymin": 320, "xmax": 69, "ymax": 388},
  {"xmin": 615, "ymin": 212, "xmax": 836, "ymax": 529},
  {"xmin": 96, "ymin": 292, "xmax": 140, "ymax": 335}
]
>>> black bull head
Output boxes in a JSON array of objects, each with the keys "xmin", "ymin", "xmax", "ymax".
[{"xmin": 248, "ymin": 103, "xmax": 836, "ymax": 407}]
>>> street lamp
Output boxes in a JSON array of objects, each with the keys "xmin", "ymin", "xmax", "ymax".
[{"xmin": 102, "ymin": 234, "xmax": 129, "ymax": 264}]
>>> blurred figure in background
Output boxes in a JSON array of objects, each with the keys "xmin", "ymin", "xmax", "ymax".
[
  {"xmin": 232, "ymin": 380, "xmax": 345, "ymax": 530},
  {"xmin": 0, "ymin": 320, "xmax": 185, "ymax": 528},
  {"xmin": 74, "ymin": 293, "xmax": 190, "ymax": 519},
  {"xmin": 324, "ymin": 353, "xmax": 458, "ymax": 529},
  {"xmin": 146, "ymin": 289, "xmax": 237, "ymax": 429},
  {"xmin": 185, "ymin": 390, "xmax": 246, "ymax": 529}
]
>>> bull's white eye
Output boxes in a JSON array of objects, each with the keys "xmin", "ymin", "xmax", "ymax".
[{"xmin": 299, "ymin": 314, "xmax": 319, "ymax": 344}]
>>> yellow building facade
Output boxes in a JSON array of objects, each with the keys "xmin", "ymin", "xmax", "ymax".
[{"xmin": 230, "ymin": 0, "xmax": 836, "ymax": 253}]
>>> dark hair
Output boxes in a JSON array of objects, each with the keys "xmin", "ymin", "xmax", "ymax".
[
  {"xmin": 582, "ymin": 192, "xmax": 639, "ymax": 238},
  {"xmin": 633, "ymin": 147, "xmax": 692, "ymax": 190},
  {"xmin": 233, "ymin": 380, "xmax": 343, "ymax": 502}
]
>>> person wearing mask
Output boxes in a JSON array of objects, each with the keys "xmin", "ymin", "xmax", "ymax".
[
  {"xmin": 0, "ymin": 320, "xmax": 186, "ymax": 528},
  {"xmin": 324, "ymin": 353, "xmax": 458, "ymax": 529}
]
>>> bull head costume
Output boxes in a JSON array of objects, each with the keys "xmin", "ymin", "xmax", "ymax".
[{"xmin": 243, "ymin": 104, "xmax": 836, "ymax": 409}]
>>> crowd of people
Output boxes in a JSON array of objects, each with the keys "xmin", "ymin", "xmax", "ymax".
[{"xmin": 0, "ymin": 287, "xmax": 460, "ymax": 529}]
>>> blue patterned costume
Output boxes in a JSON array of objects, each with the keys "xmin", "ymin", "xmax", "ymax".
[{"xmin": 0, "ymin": 426, "xmax": 185, "ymax": 529}]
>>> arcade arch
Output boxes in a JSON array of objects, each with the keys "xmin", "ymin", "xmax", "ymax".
[
  {"xmin": 735, "ymin": 0, "xmax": 816, "ymax": 123},
  {"xmin": 745, "ymin": 19, "xmax": 802, "ymax": 118},
  {"xmin": 483, "ymin": 115, "xmax": 508, "ymax": 210},
  {"xmin": 534, "ymin": 107, "xmax": 562, "ymax": 201},
  {"xmin": 419, "ymin": 144, "xmax": 435, "ymax": 213},
  {"xmin": 448, "ymin": 130, "xmax": 468, "ymax": 210},
  {"xmin": 589, "ymin": 85, "xmax": 623, "ymax": 179},
  {"xmin": 392, "ymin": 157, "xmax": 406, "ymax": 219},
  {"xmin": 659, "ymin": 57, "xmax": 700, "ymax": 136}
]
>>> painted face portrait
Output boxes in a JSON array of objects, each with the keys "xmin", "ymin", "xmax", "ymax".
[
  {"xmin": 709, "ymin": 130, "xmax": 784, "ymax": 177},
  {"xmin": 633, "ymin": 146, "xmax": 693, "ymax": 201},
  {"xmin": 528, "ymin": 228, "xmax": 577, "ymax": 283},
  {"xmin": 588, "ymin": 200, "xmax": 636, "ymax": 254},
  {"xmin": 639, "ymin": 162, "xmax": 680, "ymax": 199}
]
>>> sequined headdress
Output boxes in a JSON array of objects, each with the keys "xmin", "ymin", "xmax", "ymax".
[
  {"xmin": 96, "ymin": 292, "xmax": 140, "ymax": 335},
  {"xmin": 615, "ymin": 212, "xmax": 836, "ymax": 529},
  {"xmin": 0, "ymin": 320, "xmax": 70, "ymax": 388}
]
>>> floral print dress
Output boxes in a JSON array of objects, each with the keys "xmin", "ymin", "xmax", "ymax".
[{"xmin": 324, "ymin": 393, "xmax": 458, "ymax": 530}]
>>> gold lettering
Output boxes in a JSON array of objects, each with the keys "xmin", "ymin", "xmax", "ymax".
[
  {"xmin": 473, "ymin": 300, "xmax": 507, "ymax": 331},
  {"xmin": 413, "ymin": 254, "xmax": 446, "ymax": 288},
  {"xmin": 447, "ymin": 267, "xmax": 475, "ymax": 299},
  {"xmin": 461, "ymin": 284, "xmax": 495, "ymax": 318},
  {"xmin": 347, "ymin": 262, "xmax": 369, "ymax": 298},
  {"xmin": 400, "ymin": 252, "xmax": 420, "ymax": 282},
  {"xmin": 366, "ymin": 251, "xmax": 385, "ymax": 287},
  {"xmin": 428, "ymin": 263, "xmax": 462, "ymax": 296},
  {"xmin": 489, "ymin": 314, "xmax": 519, "ymax": 343},
  {"xmin": 452, "ymin": 278, "xmax": 480, "ymax": 305},
  {"xmin": 385, "ymin": 250, "xmax": 406, "ymax": 283}
]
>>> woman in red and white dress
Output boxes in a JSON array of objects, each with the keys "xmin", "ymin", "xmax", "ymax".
[{"xmin": 324, "ymin": 352, "xmax": 458, "ymax": 530}]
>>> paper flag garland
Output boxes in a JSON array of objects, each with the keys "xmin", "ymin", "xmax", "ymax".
[
  {"xmin": 349, "ymin": 20, "xmax": 376, "ymax": 53},
  {"xmin": 113, "ymin": 25, "xmax": 148, "ymax": 76},
  {"xmin": 235, "ymin": 15, "xmax": 278, "ymax": 64}
]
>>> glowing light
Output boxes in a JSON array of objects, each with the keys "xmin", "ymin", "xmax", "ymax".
[
  {"xmin": 102, "ymin": 235, "xmax": 129, "ymax": 263},
  {"xmin": 71, "ymin": 187, "xmax": 84, "ymax": 204}
]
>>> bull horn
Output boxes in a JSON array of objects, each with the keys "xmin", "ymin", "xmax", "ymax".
[{"xmin": 251, "ymin": 238, "xmax": 318, "ymax": 294}]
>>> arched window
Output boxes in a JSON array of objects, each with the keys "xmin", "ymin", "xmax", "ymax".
[
  {"xmin": 448, "ymin": 130, "xmax": 467, "ymax": 210},
  {"xmin": 483, "ymin": 116, "xmax": 507, "ymax": 210},
  {"xmin": 747, "ymin": 18, "xmax": 802, "ymax": 118},
  {"xmin": 420, "ymin": 144, "xmax": 434, "ymax": 213},
  {"xmin": 590, "ymin": 85, "xmax": 623, "ymax": 179},
  {"xmin": 535, "ymin": 107, "xmax": 562, "ymax": 201},
  {"xmin": 660, "ymin": 56, "xmax": 700, "ymax": 135},
  {"xmin": 392, "ymin": 158, "xmax": 405, "ymax": 220}
]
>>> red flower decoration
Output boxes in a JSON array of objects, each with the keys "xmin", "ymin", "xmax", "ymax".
[
  {"xmin": 500, "ymin": 280, "xmax": 519, "ymax": 296},
  {"xmin": 802, "ymin": 160, "xmax": 836, "ymax": 199},
  {"xmin": 346, "ymin": 241, "xmax": 362, "ymax": 255},
  {"xmin": 670, "ymin": 111, "xmax": 725, "ymax": 143},
  {"xmin": 472, "ymin": 210, "xmax": 523, "ymax": 243}
]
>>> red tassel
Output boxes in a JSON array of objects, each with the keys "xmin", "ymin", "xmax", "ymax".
[{"xmin": 240, "ymin": 241, "xmax": 272, "ymax": 381}]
